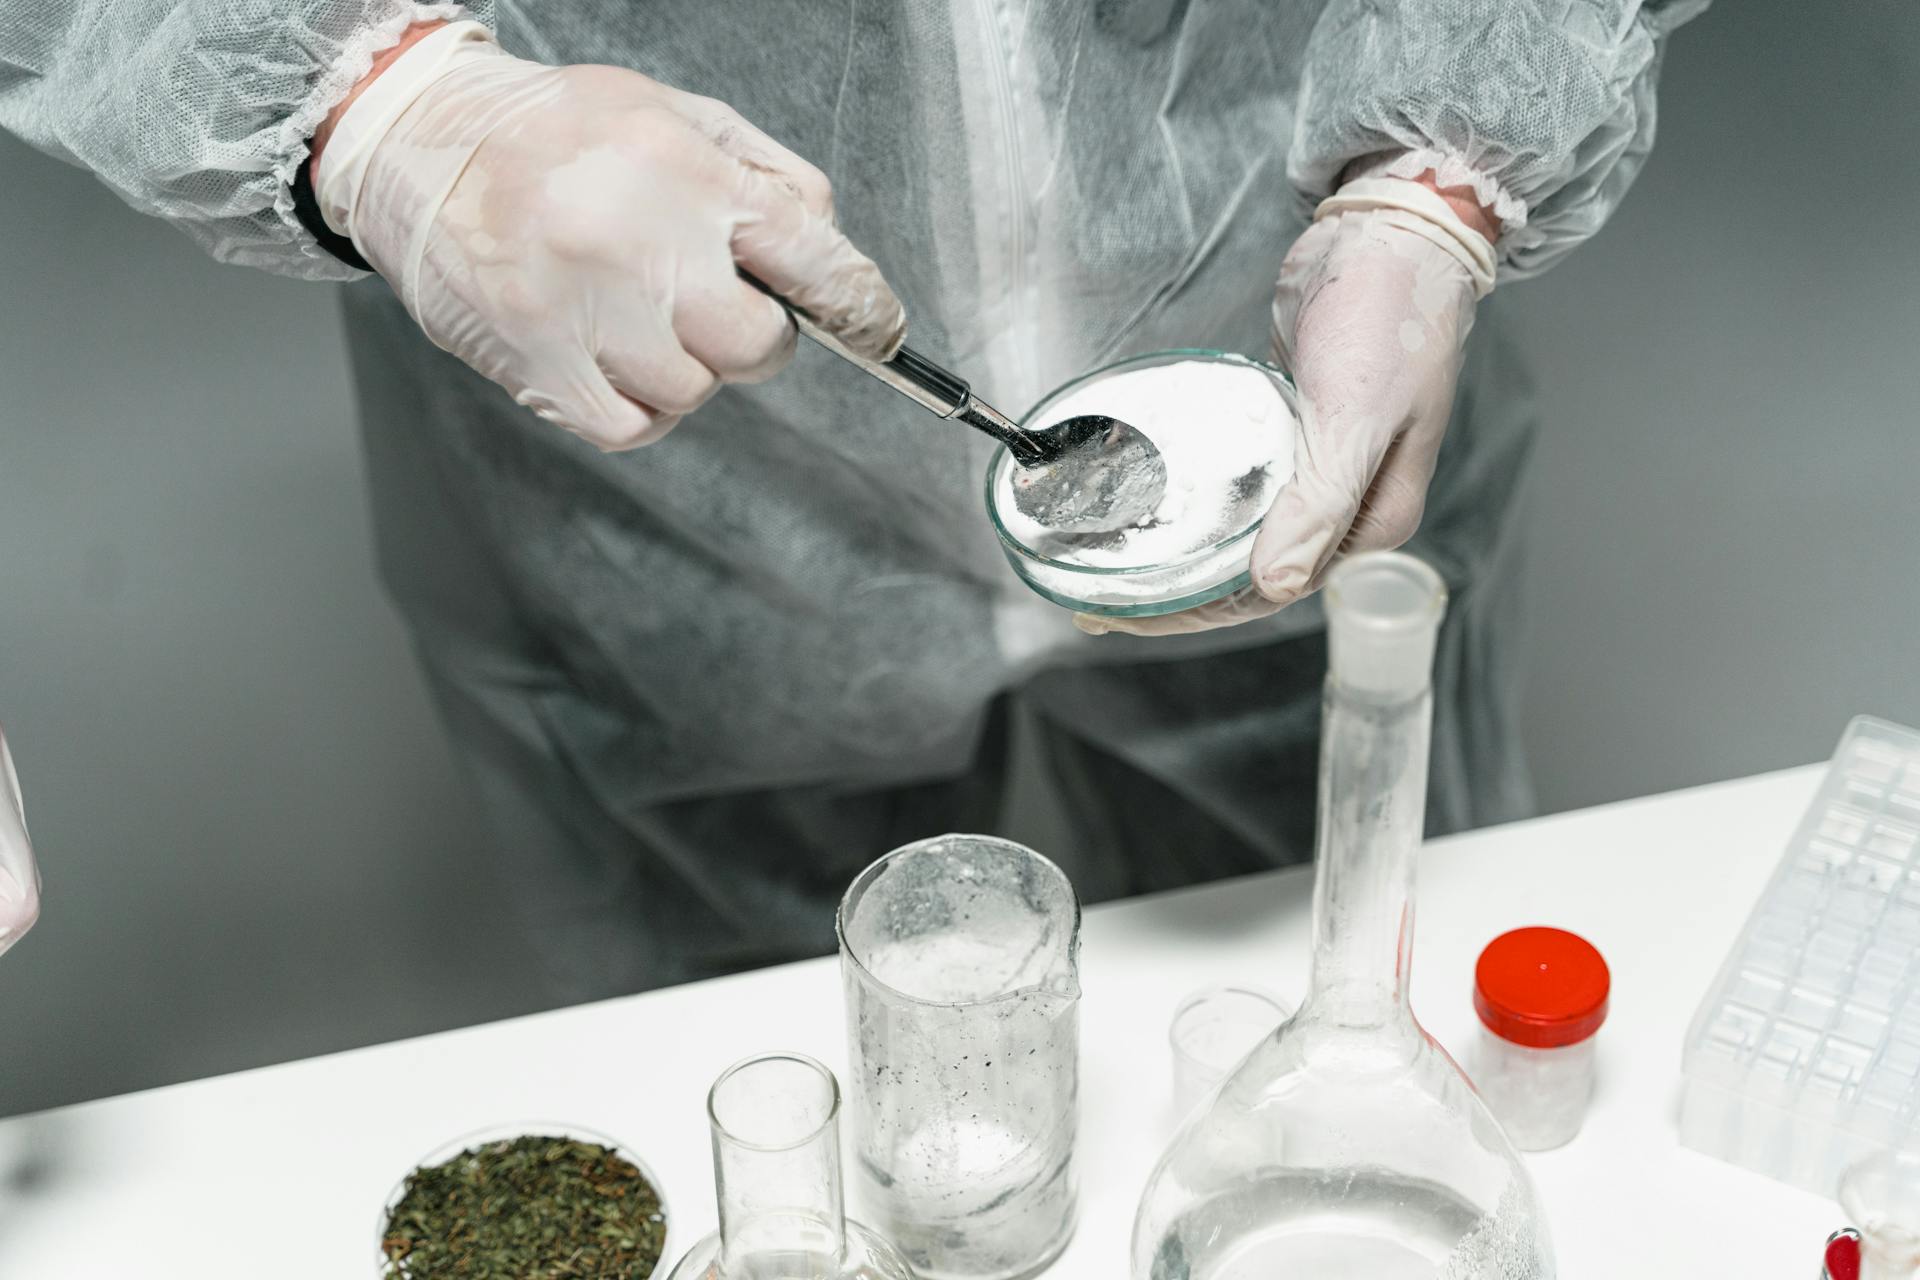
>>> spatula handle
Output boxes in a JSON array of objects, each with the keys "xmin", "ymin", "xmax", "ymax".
[{"xmin": 739, "ymin": 272, "xmax": 967, "ymax": 416}]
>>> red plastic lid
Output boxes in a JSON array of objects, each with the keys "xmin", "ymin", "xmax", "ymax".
[{"xmin": 1474, "ymin": 927, "xmax": 1610, "ymax": 1048}]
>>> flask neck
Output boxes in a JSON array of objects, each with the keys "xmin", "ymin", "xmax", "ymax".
[
  {"xmin": 1303, "ymin": 679, "xmax": 1430, "ymax": 1026},
  {"xmin": 709, "ymin": 1054, "xmax": 848, "ymax": 1271}
]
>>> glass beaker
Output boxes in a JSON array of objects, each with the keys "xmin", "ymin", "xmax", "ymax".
[
  {"xmin": 1168, "ymin": 985, "xmax": 1292, "ymax": 1119},
  {"xmin": 665, "ymin": 1052, "xmax": 914, "ymax": 1280},
  {"xmin": 837, "ymin": 834, "xmax": 1081, "ymax": 1280},
  {"xmin": 1131, "ymin": 551, "xmax": 1555, "ymax": 1279},
  {"xmin": 1840, "ymin": 1148, "xmax": 1920, "ymax": 1280}
]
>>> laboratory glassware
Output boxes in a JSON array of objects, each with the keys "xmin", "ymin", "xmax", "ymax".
[
  {"xmin": 1681, "ymin": 717, "xmax": 1920, "ymax": 1192},
  {"xmin": 1839, "ymin": 1148, "xmax": 1920, "ymax": 1280},
  {"xmin": 1131, "ymin": 550, "xmax": 1554, "ymax": 1279},
  {"xmin": 984, "ymin": 350, "xmax": 1297, "ymax": 617},
  {"xmin": 741, "ymin": 272, "xmax": 1164, "ymax": 532},
  {"xmin": 665, "ymin": 1052, "xmax": 914, "ymax": 1280},
  {"xmin": 376, "ymin": 1124, "xmax": 670, "ymax": 1279},
  {"xmin": 1467, "ymin": 927, "xmax": 1610, "ymax": 1151},
  {"xmin": 837, "ymin": 834, "xmax": 1081, "ymax": 1280},
  {"xmin": 1169, "ymin": 985, "xmax": 1292, "ymax": 1119}
]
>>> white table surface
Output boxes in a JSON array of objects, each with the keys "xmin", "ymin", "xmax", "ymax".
[{"xmin": 0, "ymin": 766, "xmax": 1846, "ymax": 1277}]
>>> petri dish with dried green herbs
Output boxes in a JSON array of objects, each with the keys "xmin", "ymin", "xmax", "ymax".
[{"xmin": 378, "ymin": 1126, "xmax": 669, "ymax": 1279}]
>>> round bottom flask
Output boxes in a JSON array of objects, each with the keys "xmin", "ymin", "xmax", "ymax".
[{"xmin": 1130, "ymin": 553, "xmax": 1554, "ymax": 1279}]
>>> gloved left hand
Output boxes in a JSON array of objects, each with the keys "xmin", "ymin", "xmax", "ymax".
[
  {"xmin": 0, "ymin": 723, "xmax": 41, "ymax": 959},
  {"xmin": 1077, "ymin": 177, "xmax": 1496, "ymax": 636}
]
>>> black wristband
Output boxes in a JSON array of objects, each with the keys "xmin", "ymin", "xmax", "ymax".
[{"xmin": 289, "ymin": 159, "xmax": 373, "ymax": 273}]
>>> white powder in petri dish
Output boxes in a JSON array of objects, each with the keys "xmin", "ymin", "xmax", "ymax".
[{"xmin": 995, "ymin": 359, "xmax": 1295, "ymax": 567}]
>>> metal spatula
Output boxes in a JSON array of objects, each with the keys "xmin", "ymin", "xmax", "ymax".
[{"xmin": 743, "ymin": 275, "xmax": 1167, "ymax": 532}]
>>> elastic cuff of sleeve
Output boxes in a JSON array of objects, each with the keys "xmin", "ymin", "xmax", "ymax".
[
  {"xmin": 1348, "ymin": 149, "xmax": 1531, "ymax": 236},
  {"xmin": 1351, "ymin": 149, "xmax": 1528, "ymax": 235},
  {"xmin": 315, "ymin": 20, "xmax": 501, "ymax": 242},
  {"xmin": 290, "ymin": 162, "xmax": 372, "ymax": 271},
  {"xmin": 1315, "ymin": 177, "xmax": 1499, "ymax": 300},
  {"xmin": 269, "ymin": 3, "xmax": 477, "ymax": 272}
]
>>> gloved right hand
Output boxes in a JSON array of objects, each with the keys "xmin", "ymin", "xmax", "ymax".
[
  {"xmin": 314, "ymin": 22, "xmax": 904, "ymax": 450},
  {"xmin": 0, "ymin": 723, "xmax": 41, "ymax": 960}
]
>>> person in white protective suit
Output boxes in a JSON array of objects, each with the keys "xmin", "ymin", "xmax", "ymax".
[{"xmin": 0, "ymin": 1, "xmax": 1706, "ymax": 992}]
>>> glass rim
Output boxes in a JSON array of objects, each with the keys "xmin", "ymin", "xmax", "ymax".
[
  {"xmin": 706, "ymin": 1051, "xmax": 841, "ymax": 1154},
  {"xmin": 836, "ymin": 834, "xmax": 1081, "ymax": 1010},
  {"xmin": 982, "ymin": 349, "xmax": 1295, "ymax": 577},
  {"xmin": 1323, "ymin": 550, "xmax": 1449, "ymax": 632},
  {"xmin": 1017, "ymin": 564, "xmax": 1255, "ymax": 619},
  {"xmin": 1838, "ymin": 1146, "xmax": 1920, "ymax": 1227},
  {"xmin": 1167, "ymin": 984, "xmax": 1291, "ymax": 1063}
]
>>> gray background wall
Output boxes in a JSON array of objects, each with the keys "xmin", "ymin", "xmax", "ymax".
[{"xmin": 1, "ymin": 0, "xmax": 1914, "ymax": 1117}]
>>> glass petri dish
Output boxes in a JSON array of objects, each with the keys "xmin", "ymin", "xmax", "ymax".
[
  {"xmin": 375, "ymin": 1123, "xmax": 671, "ymax": 1279},
  {"xmin": 984, "ymin": 349, "xmax": 1298, "ymax": 618}
]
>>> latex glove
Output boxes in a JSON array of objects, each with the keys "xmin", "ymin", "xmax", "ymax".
[
  {"xmin": 314, "ymin": 22, "xmax": 903, "ymax": 450},
  {"xmin": 1077, "ymin": 178, "xmax": 1496, "ymax": 636},
  {"xmin": 0, "ymin": 723, "xmax": 41, "ymax": 960}
]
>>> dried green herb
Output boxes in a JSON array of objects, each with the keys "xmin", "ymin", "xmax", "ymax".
[{"xmin": 381, "ymin": 1134, "xmax": 666, "ymax": 1279}]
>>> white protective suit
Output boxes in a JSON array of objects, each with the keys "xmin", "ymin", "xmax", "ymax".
[{"xmin": 1, "ymin": 0, "xmax": 1705, "ymax": 995}]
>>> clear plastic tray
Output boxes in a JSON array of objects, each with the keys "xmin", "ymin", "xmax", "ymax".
[{"xmin": 1681, "ymin": 717, "xmax": 1920, "ymax": 1192}]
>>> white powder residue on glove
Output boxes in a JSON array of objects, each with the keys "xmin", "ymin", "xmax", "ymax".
[{"xmin": 996, "ymin": 359, "xmax": 1295, "ymax": 569}]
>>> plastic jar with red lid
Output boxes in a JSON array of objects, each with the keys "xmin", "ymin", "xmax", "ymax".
[{"xmin": 1467, "ymin": 926, "xmax": 1611, "ymax": 1151}]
